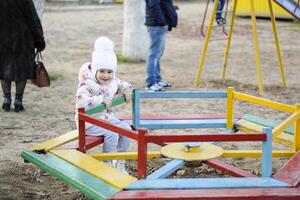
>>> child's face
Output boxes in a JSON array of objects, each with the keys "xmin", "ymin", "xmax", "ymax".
[{"xmin": 96, "ymin": 69, "xmax": 114, "ymax": 84}]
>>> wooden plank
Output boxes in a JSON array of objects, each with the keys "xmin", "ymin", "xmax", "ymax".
[
  {"xmin": 79, "ymin": 113, "xmax": 138, "ymax": 140},
  {"xmin": 222, "ymin": 150, "xmax": 294, "ymax": 158},
  {"xmin": 139, "ymin": 119, "xmax": 227, "ymax": 129},
  {"xmin": 119, "ymin": 114, "xmax": 231, "ymax": 120},
  {"xmin": 139, "ymin": 91, "xmax": 227, "ymax": 99},
  {"xmin": 262, "ymin": 128, "xmax": 273, "ymax": 177},
  {"xmin": 55, "ymin": 136, "xmax": 104, "ymax": 150},
  {"xmin": 91, "ymin": 151, "xmax": 161, "ymax": 160},
  {"xmin": 145, "ymin": 133, "xmax": 266, "ymax": 143},
  {"xmin": 273, "ymin": 111, "xmax": 300, "ymax": 138},
  {"xmin": 233, "ymin": 91, "xmax": 295, "ymax": 113},
  {"xmin": 274, "ymin": 150, "xmax": 300, "ymax": 187},
  {"xmin": 30, "ymin": 130, "xmax": 78, "ymax": 152},
  {"xmin": 235, "ymin": 119, "xmax": 293, "ymax": 145},
  {"xmin": 243, "ymin": 114, "xmax": 294, "ymax": 134},
  {"xmin": 110, "ymin": 188, "xmax": 300, "ymax": 200},
  {"xmin": 147, "ymin": 160, "xmax": 185, "ymax": 180},
  {"xmin": 51, "ymin": 150, "xmax": 137, "ymax": 189},
  {"xmin": 125, "ymin": 178, "xmax": 289, "ymax": 190},
  {"xmin": 205, "ymin": 159, "xmax": 256, "ymax": 177},
  {"xmin": 21, "ymin": 151, "xmax": 118, "ymax": 200},
  {"xmin": 85, "ymin": 96, "xmax": 126, "ymax": 115}
]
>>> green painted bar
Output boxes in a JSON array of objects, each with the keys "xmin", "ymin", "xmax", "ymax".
[
  {"xmin": 243, "ymin": 114, "xmax": 294, "ymax": 134},
  {"xmin": 86, "ymin": 96, "xmax": 126, "ymax": 115},
  {"xmin": 21, "ymin": 151, "xmax": 119, "ymax": 200}
]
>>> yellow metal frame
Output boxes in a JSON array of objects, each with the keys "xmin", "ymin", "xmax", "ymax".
[{"xmin": 195, "ymin": 0, "xmax": 286, "ymax": 95}]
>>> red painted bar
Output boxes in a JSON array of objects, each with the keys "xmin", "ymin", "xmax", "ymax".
[
  {"xmin": 145, "ymin": 133, "xmax": 266, "ymax": 143},
  {"xmin": 78, "ymin": 108, "xmax": 86, "ymax": 153},
  {"xmin": 137, "ymin": 128, "xmax": 148, "ymax": 179},
  {"xmin": 55, "ymin": 136, "xmax": 104, "ymax": 150},
  {"xmin": 274, "ymin": 150, "xmax": 300, "ymax": 187},
  {"xmin": 110, "ymin": 188, "xmax": 300, "ymax": 200},
  {"xmin": 205, "ymin": 159, "xmax": 256, "ymax": 177},
  {"xmin": 78, "ymin": 113, "xmax": 138, "ymax": 140}
]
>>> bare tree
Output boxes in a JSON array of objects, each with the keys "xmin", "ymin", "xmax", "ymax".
[
  {"xmin": 122, "ymin": 0, "xmax": 149, "ymax": 61},
  {"xmin": 32, "ymin": 0, "xmax": 46, "ymax": 20}
]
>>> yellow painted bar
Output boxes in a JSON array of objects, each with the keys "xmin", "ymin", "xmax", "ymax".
[
  {"xmin": 268, "ymin": 0, "xmax": 286, "ymax": 88},
  {"xmin": 51, "ymin": 150, "xmax": 136, "ymax": 189},
  {"xmin": 221, "ymin": 0, "xmax": 238, "ymax": 80},
  {"xmin": 235, "ymin": 119, "xmax": 266, "ymax": 132},
  {"xmin": 276, "ymin": 132, "xmax": 294, "ymax": 144},
  {"xmin": 235, "ymin": 119, "xmax": 293, "ymax": 146},
  {"xmin": 233, "ymin": 91, "xmax": 296, "ymax": 113},
  {"xmin": 294, "ymin": 104, "xmax": 300, "ymax": 151},
  {"xmin": 91, "ymin": 151, "xmax": 161, "ymax": 160},
  {"xmin": 226, "ymin": 87, "xmax": 234, "ymax": 129},
  {"xmin": 273, "ymin": 111, "xmax": 300, "ymax": 138},
  {"xmin": 31, "ymin": 130, "xmax": 78, "ymax": 152},
  {"xmin": 222, "ymin": 150, "xmax": 295, "ymax": 158},
  {"xmin": 194, "ymin": 0, "xmax": 219, "ymax": 86},
  {"xmin": 250, "ymin": 0, "xmax": 264, "ymax": 95}
]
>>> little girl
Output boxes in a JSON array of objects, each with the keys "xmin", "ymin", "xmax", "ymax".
[{"xmin": 76, "ymin": 36, "xmax": 132, "ymax": 173}]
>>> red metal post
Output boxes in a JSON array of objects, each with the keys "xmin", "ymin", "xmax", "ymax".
[
  {"xmin": 137, "ymin": 128, "xmax": 148, "ymax": 179},
  {"xmin": 78, "ymin": 108, "xmax": 86, "ymax": 153}
]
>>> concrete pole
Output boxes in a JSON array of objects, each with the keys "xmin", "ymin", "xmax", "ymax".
[{"xmin": 123, "ymin": 0, "xmax": 149, "ymax": 61}]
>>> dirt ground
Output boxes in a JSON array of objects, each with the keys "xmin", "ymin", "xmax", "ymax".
[{"xmin": 0, "ymin": 1, "xmax": 299, "ymax": 199}]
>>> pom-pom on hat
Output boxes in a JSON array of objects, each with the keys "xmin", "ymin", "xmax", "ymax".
[{"xmin": 92, "ymin": 36, "xmax": 117, "ymax": 77}]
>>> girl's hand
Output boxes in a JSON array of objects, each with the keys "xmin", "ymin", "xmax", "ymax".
[
  {"xmin": 120, "ymin": 87, "xmax": 132, "ymax": 103},
  {"xmin": 102, "ymin": 97, "xmax": 112, "ymax": 109}
]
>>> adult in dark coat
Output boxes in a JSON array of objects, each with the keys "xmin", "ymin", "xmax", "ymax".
[
  {"xmin": 0, "ymin": 0, "xmax": 45, "ymax": 112},
  {"xmin": 145, "ymin": 0, "xmax": 178, "ymax": 91}
]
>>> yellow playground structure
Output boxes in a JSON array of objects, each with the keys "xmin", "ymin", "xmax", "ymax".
[
  {"xmin": 194, "ymin": 0, "xmax": 299, "ymax": 95},
  {"xmin": 236, "ymin": 0, "xmax": 298, "ymax": 19}
]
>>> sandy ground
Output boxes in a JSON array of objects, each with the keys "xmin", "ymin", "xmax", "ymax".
[{"xmin": 0, "ymin": 1, "xmax": 299, "ymax": 199}]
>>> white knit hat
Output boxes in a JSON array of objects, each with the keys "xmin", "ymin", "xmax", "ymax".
[{"xmin": 91, "ymin": 37, "xmax": 117, "ymax": 77}]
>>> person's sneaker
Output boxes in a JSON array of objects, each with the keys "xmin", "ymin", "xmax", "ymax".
[
  {"xmin": 158, "ymin": 80, "xmax": 172, "ymax": 88},
  {"xmin": 216, "ymin": 17, "xmax": 226, "ymax": 26},
  {"xmin": 146, "ymin": 83, "xmax": 166, "ymax": 92},
  {"xmin": 116, "ymin": 160, "xmax": 129, "ymax": 174}
]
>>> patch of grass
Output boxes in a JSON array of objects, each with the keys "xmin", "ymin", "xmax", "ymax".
[
  {"xmin": 117, "ymin": 54, "xmax": 143, "ymax": 64},
  {"xmin": 49, "ymin": 71, "xmax": 64, "ymax": 81}
]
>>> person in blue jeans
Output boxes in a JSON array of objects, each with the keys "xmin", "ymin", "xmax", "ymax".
[
  {"xmin": 145, "ymin": 0, "xmax": 178, "ymax": 91},
  {"xmin": 215, "ymin": 0, "xmax": 226, "ymax": 25}
]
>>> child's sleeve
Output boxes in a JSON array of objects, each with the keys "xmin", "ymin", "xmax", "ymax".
[
  {"xmin": 116, "ymin": 78, "xmax": 132, "ymax": 91},
  {"xmin": 76, "ymin": 85, "xmax": 104, "ymax": 109}
]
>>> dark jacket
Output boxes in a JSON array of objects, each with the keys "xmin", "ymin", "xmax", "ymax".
[
  {"xmin": 145, "ymin": 0, "xmax": 178, "ymax": 30},
  {"xmin": 0, "ymin": 0, "xmax": 45, "ymax": 81}
]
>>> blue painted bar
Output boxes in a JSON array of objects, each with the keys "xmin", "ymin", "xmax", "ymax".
[
  {"xmin": 147, "ymin": 160, "xmax": 185, "ymax": 180},
  {"xmin": 139, "ymin": 119, "xmax": 227, "ymax": 129},
  {"xmin": 262, "ymin": 128, "xmax": 273, "ymax": 177},
  {"xmin": 126, "ymin": 177, "xmax": 289, "ymax": 190},
  {"xmin": 132, "ymin": 89, "xmax": 141, "ymax": 129},
  {"xmin": 139, "ymin": 91, "xmax": 227, "ymax": 99}
]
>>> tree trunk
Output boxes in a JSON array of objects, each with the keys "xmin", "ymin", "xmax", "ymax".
[
  {"xmin": 32, "ymin": 0, "xmax": 46, "ymax": 20},
  {"xmin": 122, "ymin": 0, "xmax": 149, "ymax": 61}
]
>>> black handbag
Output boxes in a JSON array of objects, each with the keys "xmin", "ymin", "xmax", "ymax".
[{"xmin": 33, "ymin": 52, "xmax": 50, "ymax": 87}]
